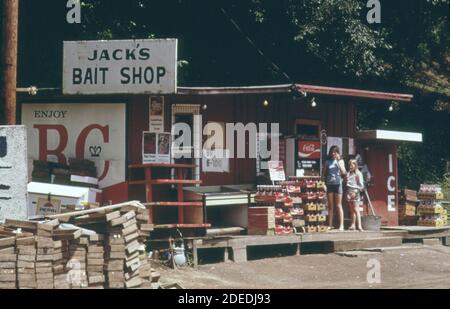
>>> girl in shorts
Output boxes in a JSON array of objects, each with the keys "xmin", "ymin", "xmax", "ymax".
[
  {"xmin": 347, "ymin": 159, "xmax": 365, "ymax": 231},
  {"xmin": 323, "ymin": 146, "xmax": 347, "ymax": 231}
]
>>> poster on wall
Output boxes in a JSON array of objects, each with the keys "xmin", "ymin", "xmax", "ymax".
[
  {"xmin": 21, "ymin": 104, "xmax": 126, "ymax": 189},
  {"xmin": 327, "ymin": 137, "xmax": 343, "ymax": 155},
  {"xmin": 202, "ymin": 149, "xmax": 230, "ymax": 173},
  {"xmin": 149, "ymin": 96, "xmax": 164, "ymax": 132},
  {"xmin": 297, "ymin": 140, "xmax": 321, "ymax": 176},
  {"xmin": 256, "ymin": 133, "xmax": 282, "ymax": 173},
  {"xmin": 142, "ymin": 132, "xmax": 171, "ymax": 164},
  {"xmin": 268, "ymin": 161, "xmax": 286, "ymax": 181}
]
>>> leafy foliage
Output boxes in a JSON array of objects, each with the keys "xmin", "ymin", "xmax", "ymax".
[{"xmin": 14, "ymin": 0, "xmax": 450, "ymax": 191}]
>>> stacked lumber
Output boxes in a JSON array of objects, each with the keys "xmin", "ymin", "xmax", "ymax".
[
  {"xmin": 35, "ymin": 237, "xmax": 55, "ymax": 289},
  {"xmin": 67, "ymin": 236, "xmax": 88, "ymax": 288},
  {"xmin": 0, "ymin": 237, "xmax": 16, "ymax": 289},
  {"xmin": 4, "ymin": 220, "xmax": 37, "ymax": 289},
  {"xmin": 16, "ymin": 237, "xmax": 37, "ymax": 289},
  {"xmin": 53, "ymin": 240, "xmax": 70, "ymax": 289},
  {"xmin": 87, "ymin": 234, "xmax": 105, "ymax": 288},
  {"xmin": 136, "ymin": 208, "xmax": 153, "ymax": 240},
  {"xmin": 0, "ymin": 201, "xmax": 156, "ymax": 289},
  {"xmin": 105, "ymin": 233, "xmax": 125, "ymax": 289},
  {"xmin": 110, "ymin": 210, "xmax": 142, "ymax": 288}
]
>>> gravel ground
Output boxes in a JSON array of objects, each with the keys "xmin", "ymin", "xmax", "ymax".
[{"xmin": 156, "ymin": 245, "xmax": 450, "ymax": 289}]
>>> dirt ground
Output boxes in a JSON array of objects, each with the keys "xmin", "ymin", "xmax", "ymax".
[{"xmin": 156, "ymin": 244, "xmax": 450, "ymax": 289}]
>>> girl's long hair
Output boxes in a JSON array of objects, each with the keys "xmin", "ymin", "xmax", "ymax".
[
  {"xmin": 328, "ymin": 145, "xmax": 341, "ymax": 160},
  {"xmin": 349, "ymin": 159, "xmax": 359, "ymax": 172}
]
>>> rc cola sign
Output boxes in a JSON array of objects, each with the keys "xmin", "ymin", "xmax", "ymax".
[{"xmin": 63, "ymin": 39, "xmax": 177, "ymax": 95}]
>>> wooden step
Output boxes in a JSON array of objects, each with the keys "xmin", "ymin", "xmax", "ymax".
[
  {"xmin": 153, "ymin": 224, "xmax": 211, "ymax": 229},
  {"xmin": 144, "ymin": 202, "xmax": 203, "ymax": 207}
]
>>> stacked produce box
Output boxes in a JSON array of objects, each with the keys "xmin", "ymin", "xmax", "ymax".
[
  {"xmin": 399, "ymin": 189, "xmax": 419, "ymax": 226},
  {"xmin": 417, "ymin": 184, "xmax": 447, "ymax": 227},
  {"xmin": 252, "ymin": 176, "xmax": 328, "ymax": 235}
]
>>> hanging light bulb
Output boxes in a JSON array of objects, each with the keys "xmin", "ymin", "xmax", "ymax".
[
  {"xmin": 389, "ymin": 104, "xmax": 394, "ymax": 112},
  {"xmin": 263, "ymin": 100, "xmax": 269, "ymax": 107},
  {"xmin": 311, "ymin": 97, "xmax": 317, "ymax": 108},
  {"xmin": 202, "ymin": 104, "xmax": 208, "ymax": 111}
]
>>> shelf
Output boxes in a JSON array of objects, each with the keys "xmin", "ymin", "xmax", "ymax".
[
  {"xmin": 128, "ymin": 179, "xmax": 202, "ymax": 185},
  {"xmin": 144, "ymin": 201, "xmax": 203, "ymax": 207},
  {"xmin": 128, "ymin": 163, "xmax": 197, "ymax": 169},
  {"xmin": 127, "ymin": 163, "xmax": 204, "ymax": 227}
]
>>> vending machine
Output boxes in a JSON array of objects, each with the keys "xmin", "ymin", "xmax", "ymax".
[{"xmin": 285, "ymin": 138, "xmax": 322, "ymax": 177}]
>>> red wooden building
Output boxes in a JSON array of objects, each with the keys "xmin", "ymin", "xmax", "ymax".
[{"xmin": 18, "ymin": 83, "xmax": 422, "ymax": 228}]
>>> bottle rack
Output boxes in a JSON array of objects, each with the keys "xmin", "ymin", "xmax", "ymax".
[
  {"xmin": 285, "ymin": 176, "xmax": 328, "ymax": 233},
  {"xmin": 254, "ymin": 176, "xmax": 328, "ymax": 235}
]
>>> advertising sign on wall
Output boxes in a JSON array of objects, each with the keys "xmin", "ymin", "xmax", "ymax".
[
  {"xmin": 297, "ymin": 140, "xmax": 321, "ymax": 175},
  {"xmin": 142, "ymin": 132, "xmax": 171, "ymax": 164},
  {"xmin": 21, "ymin": 103, "xmax": 126, "ymax": 189}
]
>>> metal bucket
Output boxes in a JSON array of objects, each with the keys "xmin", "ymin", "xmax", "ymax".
[{"xmin": 361, "ymin": 215, "xmax": 382, "ymax": 231}]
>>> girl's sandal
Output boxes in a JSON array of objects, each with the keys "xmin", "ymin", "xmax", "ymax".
[{"xmin": 348, "ymin": 226, "xmax": 356, "ymax": 231}]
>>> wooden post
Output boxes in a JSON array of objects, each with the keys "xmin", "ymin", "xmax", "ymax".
[{"xmin": 1, "ymin": 0, "xmax": 19, "ymax": 125}]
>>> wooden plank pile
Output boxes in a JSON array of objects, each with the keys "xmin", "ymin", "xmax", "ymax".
[
  {"xmin": 107, "ymin": 210, "xmax": 142, "ymax": 288},
  {"xmin": 105, "ymin": 232, "xmax": 125, "ymax": 289},
  {"xmin": 87, "ymin": 234, "xmax": 105, "ymax": 288},
  {"xmin": 0, "ymin": 201, "xmax": 158, "ymax": 289},
  {"xmin": 0, "ymin": 236, "xmax": 16, "ymax": 289}
]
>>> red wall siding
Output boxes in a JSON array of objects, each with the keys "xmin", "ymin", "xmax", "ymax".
[
  {"xmin": 364, "ymin": 143, "xmax": 399, "ymax": 226},
  {"xmin": 126, "ymin": 94, "xmax": 358, "ymax": 187}
]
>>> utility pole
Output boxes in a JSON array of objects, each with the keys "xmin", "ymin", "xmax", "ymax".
[{"xmin": 1, "ymin": 0, "xmax": 19, "ymax": 125}]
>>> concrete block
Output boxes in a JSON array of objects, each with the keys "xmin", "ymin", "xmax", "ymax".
[
  {"xmin": 443, "ymin": 237, "xmax": 450, "ymax": 247},
  {"xmin": 423, "ymin": 238, "xmax": 442, "ymax": 246},
  {"xmin": 231, "ymin": 247, "xmax": 247, "ymax": 263},
  {"xmin": 0, "ymin": 126, "xmax": 28, "ymax": 222}
]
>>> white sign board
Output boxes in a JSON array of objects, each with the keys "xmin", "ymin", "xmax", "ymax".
[
  {"xmin": 21, "ymin": 103, "xmax": 126, "ymax": 189},
  {"xmin": 0, "ymin": 126, "xmax": 28, "ymax": 221},
  {"xmin": 63, "ymin": 39, "xmax": 177, "ymax": 94},
  {"xmin": 268, "ymin": 161, "xmax": 286, "ymax": 182}
]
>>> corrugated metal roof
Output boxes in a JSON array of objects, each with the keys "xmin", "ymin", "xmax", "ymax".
[{"xmin": 178, "ymin": 83, "xmax": 413, "ymax": 102}]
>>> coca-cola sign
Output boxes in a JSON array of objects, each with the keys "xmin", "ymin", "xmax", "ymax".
[{"xmin": 298, "ymin": 141, "xmax": 321, "ymax": 159}]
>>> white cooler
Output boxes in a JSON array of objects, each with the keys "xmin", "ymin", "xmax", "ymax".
[{"xmin": 27, "ymin": 182, "xmax": 102, "ymax": 217}]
